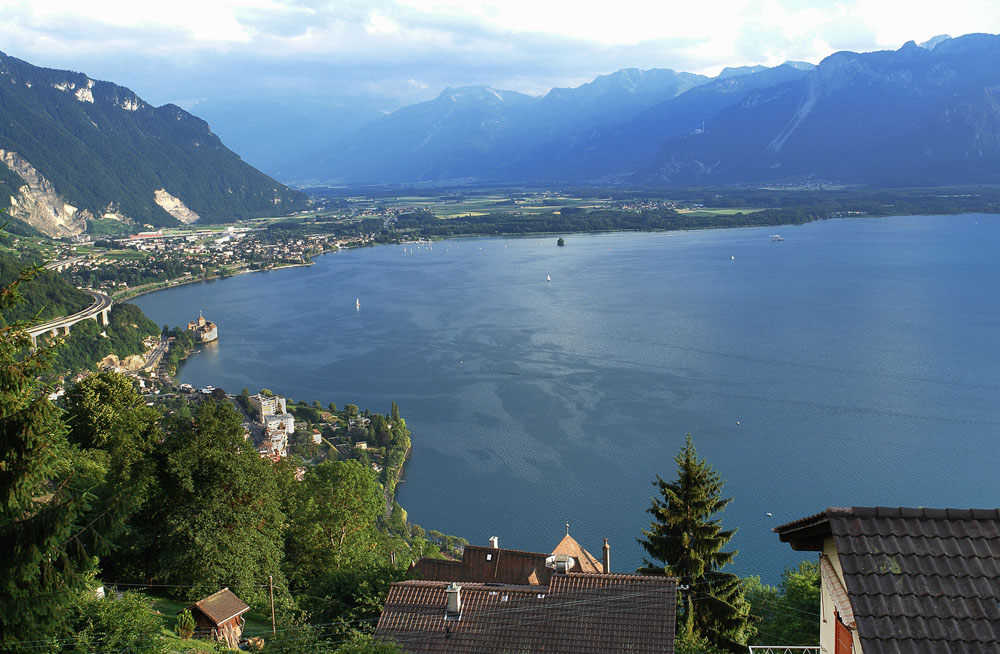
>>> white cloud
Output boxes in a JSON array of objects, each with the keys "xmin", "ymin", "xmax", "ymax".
[{"xmin": 0, "ymin": 0, "xmax": 998, "ymax": 107}]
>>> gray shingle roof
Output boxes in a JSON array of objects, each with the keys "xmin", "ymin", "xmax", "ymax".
[
  {"xmin": 375, "ymin": 572, "xmax": 677, "ymax": 653},
  {"xmin": 776, "ymin": 506, "xmax": 1000, "ymax": 654}
]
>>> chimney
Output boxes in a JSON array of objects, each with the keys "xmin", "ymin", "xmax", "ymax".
[
  {"xmin": 445, "ymin": 583, "xmax": 462, "ymax": 620},
  {"xmin": 602, "ymin": 538, "xmax": 610, "ymax": 573},
  {"xmin": 489, "ymin": 536, "xmax": 499, "ymax": 549}
]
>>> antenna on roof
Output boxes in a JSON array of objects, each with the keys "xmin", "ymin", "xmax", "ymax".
[{"xmin": 566, "ymin": 522, "xmax": 570, "ymax": 536}]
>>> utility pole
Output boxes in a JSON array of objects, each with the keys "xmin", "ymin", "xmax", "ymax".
[{"xmin": 269, "ymin": 575, "xmax": 276, "ymax": 635}]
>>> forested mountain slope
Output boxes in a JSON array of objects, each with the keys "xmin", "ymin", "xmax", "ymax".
[{"xmin": 0, "ymin": 52, "xmax": 308, "ymax": 236}]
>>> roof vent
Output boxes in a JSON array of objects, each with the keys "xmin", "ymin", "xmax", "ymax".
[
  {"xmin": 445, "ymin": 583, "xmax": 462, "ymax": 621},
  {"xmin": 489, "ymin": 536, "xmax": 499, "ymax": 549},
  {"xmin": 545, "ymin": 553, "xmax": 576, "ymax": 574}
]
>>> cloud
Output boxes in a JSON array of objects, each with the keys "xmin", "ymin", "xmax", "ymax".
[{"xmin": 0, "ymin": 0, "xmax": 997, "ymax": 109}]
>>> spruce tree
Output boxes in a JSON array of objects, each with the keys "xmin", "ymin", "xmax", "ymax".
[
  {"xmin": 0, "ymin": 261, "xmax": 98, "ymax": 646},
  {"xmin": 638, "ymin": 435, "xmax": 751, "ymax": 652}
]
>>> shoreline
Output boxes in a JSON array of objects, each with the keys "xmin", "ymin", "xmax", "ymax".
[{"xmin": 111, "ymin": 260, "xmax": 316, "ymax": 302}]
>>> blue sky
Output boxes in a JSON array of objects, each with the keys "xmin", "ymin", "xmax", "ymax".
[{"xmin": 1, "ymin": 0, "xmax": 998, "ymax": 110}]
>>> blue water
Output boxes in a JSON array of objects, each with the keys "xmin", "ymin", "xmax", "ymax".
[{"xmin": 133, "ymin": 215, "xmax": 1000, "ymax": 582}]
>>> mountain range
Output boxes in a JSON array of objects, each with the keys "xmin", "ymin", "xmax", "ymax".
[
  {"xmin": 0, "ymin": 52, "xmax": 308, "ymax": 237},
  {"xmin": 269, "ymin": 32, "xmax": 1000, "ymax": 188},
  {"xmin": 5, "ymin": 32, "xmax": 1000, "ymax": 225}
]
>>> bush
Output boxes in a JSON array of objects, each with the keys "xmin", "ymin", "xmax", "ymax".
[{"xmin": 175, "ymin": 609, "xmax": 195, "ymax": 640}]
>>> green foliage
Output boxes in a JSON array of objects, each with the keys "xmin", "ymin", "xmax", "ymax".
[
  {"xmin": 175, "ymin": 608, "xmax": 196, "ymax": 640},
  {"xmin": 0, "ymin": 52, "xmax": 308, "ymax": 227},
  {"xmin": 71, "ymin": 591, "xmax": 168, "ymax": 653},
  {"xmin": 674, "ymin": 630, "xmax": 731, "ymax": 654},
  {"xmin": 284, "ymin": 461, "xmax": 385, "ymax": 591},
  {"xmin": 0, "ymin": 251, "xmax": 90, "ymax": 324},
  {"xmin": 47, "ymin": 302, "xmax": 160, "ymax": 374},
  {"xmin": 333, "ymin": 634, "xmax": 402, "ymax": 654},
  {"xmin": 745, "ymin": 560, "xmax": 821, "ymax": 646},
  {"xmin": 64, "ymin": 371, "xmax": 161, "ymax": 525},
  {"xmin": 638, "ymin": 435, "xmax": 752, "ymax": 652},
  {"xmin": 118, "ymin": 400, "xmax": 290, "ymax": 611},
  {"xmin": 306, "ymin": 565, "xmax": 409, "ymax": 639},
  {"xmin": 0, "ymin": 257, "xmax": 104, "ymax": 646}
]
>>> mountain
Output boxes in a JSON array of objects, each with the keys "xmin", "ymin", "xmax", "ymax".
[
  {"xmin": 299, "ymin": 86, "xmax": 538, "ymax": 184},
  {"xmin": 639, "ymin": 34, "xmax": 1000, "ymax": 186},
  {"xmin": 0, "ymin": 52, "xmax": 308, "ymax": 237},
  {"xmin": 294, "ymin": 68, "xmax": 708, "ymax": 184},
  {"xmin": 501, "ymin": 62, "xmax": 814, "ymax": 182}
]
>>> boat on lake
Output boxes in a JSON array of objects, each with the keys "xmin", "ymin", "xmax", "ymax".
[{"xmin": 771, "ymin": 234, "xmax": 784, "ymax": 242}]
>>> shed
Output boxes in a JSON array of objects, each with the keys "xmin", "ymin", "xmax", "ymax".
[{"xmin": 182, "ymin": 588, "xmax": 250, "ymax": 649}]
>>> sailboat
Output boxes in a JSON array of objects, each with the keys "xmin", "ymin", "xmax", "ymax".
[
  {"xmin": 356, "ymin": 298, "xmax": 361, "ymax": 309},
  {"xmin": 547, "ymin": 275, "xmax": 551, "ymax": 282}
]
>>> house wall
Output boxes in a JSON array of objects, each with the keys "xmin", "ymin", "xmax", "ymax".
[{"xmin": 822, "ymin": 538, "xmax": 864, "ymax": 654}]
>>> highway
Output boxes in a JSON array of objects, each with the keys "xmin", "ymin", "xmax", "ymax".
[{"xmin": 27, "ymin": 289, "xmax": 113, "ymax": 344}]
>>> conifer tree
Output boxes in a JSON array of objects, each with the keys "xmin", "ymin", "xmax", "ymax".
[
  {"xmin": 0, "ymin": 259, "xmax": 98, "ymax": 646},
  {"xmin": 638, "ymin": 435, "xmax": 752, "ymax": 652}
]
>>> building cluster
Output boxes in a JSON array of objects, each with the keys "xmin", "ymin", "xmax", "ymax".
[
  {"xmin": 52, "ymin": 228, "xmax": 371, "ymax": 294},
  {"xmin": 247, "ymin": 393, "xmax": 296, "ymax": 460},
  {"xmin": 374, "ymin": 526, "xmax": 678, "ymax": 652},
  {"xmin": 616, "ymin": 199, "xmax": 680, "ymax": 211}
]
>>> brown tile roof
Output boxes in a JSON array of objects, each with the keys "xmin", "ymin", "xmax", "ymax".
[
  {"xmin": 183, "ymin": 588, "xmax": 250, "ymax": 626},
  {"xmin": 776, "ymin": 506, "xmax": 1000, "ymax": 654},
  {"xmin": 375, "ymin": 572, "xmax": 677, "ymax": 653},
  {"xmin": 551, "ymin": 533, "xmax": 604, "ymax": 573},
  {"xmin": 411, "ymin": 545, "xmax": 552, "ymax": 586}
]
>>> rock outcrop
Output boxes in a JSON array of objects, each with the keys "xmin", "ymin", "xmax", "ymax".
[
  {"xmin": 1, "ymin": 149, "xmax": 88, "ymax": 236},
  {"xmin": 154, "ymin": 188, "xmax": 199, "ymax": 224}
]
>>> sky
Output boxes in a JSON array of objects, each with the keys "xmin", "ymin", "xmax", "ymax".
[{"xmin": 2, "ymin": 0, "xmax": 999, "ymax": 111}]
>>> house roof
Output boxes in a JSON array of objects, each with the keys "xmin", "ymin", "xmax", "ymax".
[
  {"xmin": 775, "ymin": 506, "xmax": 1000, "ymax": 654},
  {"xmin": 411, "ymin": 545, "xmax": 552, "ymax": 586},
  {"xmin": 374, "ymin": 572, "xmax": 677, "ymax": 653},
  {"xmin": 183, "ymin": 588, "xmax": 250, "ymax": 626},
  {"xmin": 552, "ymin": 533, "xmax": 604, "ymax": 573}
]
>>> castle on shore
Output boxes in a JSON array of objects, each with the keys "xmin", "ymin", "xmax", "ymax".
[{"xmin": 187, "ymin": 312, "xmax": 218, "ymax": 343}]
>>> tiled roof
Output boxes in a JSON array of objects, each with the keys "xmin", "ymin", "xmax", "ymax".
[
  {"xmin": 551, "ymin": 533, "xmax": 604, "ymax": 573},
  {"xmin": 411, "ymin": 545, "xmax": 552, "ymax": 586},
  {"xmin": 375, "ymin": 572, "xmax": 677, "ymax": 653},
  {"xmin": 776, "ymin": 506, "xmax": 1000, "ymax": 654},
  {"xmin": 183, "ymin": 588, "xmax": 250, "ymax": 626}
]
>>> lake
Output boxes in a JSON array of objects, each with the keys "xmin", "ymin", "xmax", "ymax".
[{"xmin": 133, "ymin": 214, "xmax": 1000, "ymax": 582}]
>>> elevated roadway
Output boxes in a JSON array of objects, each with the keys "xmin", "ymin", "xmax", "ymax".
[{"xmin": 27, "ymin": 289, "xmax": 113, "ymax": 347}]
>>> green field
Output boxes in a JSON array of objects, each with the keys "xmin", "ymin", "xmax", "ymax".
[
  {"xmin": 377, "ymin": 193, "xmax": 614, "ymax": 218},
  {"xmin": 677, "ymin": 207, "xmax": 765, "ymax": 217},
  {"xmin": 101, "ymin": 249, "xmax": 149, "ymax": 261}
]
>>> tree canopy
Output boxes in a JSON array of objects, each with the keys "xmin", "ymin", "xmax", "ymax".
[{"xmin": 638, "ymin": 435, "xmax": 752, "ymax": 651}]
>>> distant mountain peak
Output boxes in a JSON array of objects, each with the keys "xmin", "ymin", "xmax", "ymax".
[
  {"xmin": 437, "ymin": 86, "xmax": 530, "ymax": 103},
  {"xmin": 717, "ymin": 65, "xmax": 768, "ymax": 79},
  {"xmin": 919, "ymin": 34, "xmax": 952, "ymax": 50}
]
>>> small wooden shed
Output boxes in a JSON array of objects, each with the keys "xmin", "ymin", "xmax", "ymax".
[{"xmin": 182, "ymin": 588, "xmax": 250, "ymax": 649}]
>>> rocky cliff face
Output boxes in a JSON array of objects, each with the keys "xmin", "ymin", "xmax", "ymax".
[
  {"xmin": 1, "ymin": 149, "xmax": 88, "ymax": 236},
  {"xmin": 154, "ymin": 188, "xmax": 200, "ymax": 224}
]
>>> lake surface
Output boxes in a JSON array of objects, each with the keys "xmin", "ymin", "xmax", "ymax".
[{"xmin": 133, "ymin": 215, "xmax": 1000, "ymax": 582}]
